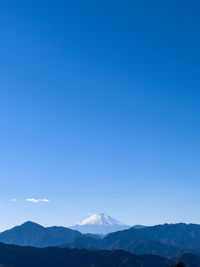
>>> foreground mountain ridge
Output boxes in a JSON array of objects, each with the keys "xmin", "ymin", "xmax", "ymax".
[{"xmin": 1, "ymin": 242, "xmax": 199, "ymax": 267}]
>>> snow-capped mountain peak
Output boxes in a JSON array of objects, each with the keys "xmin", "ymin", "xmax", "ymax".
[
  {"xmin": 79, "ymin": 213, "xmax": 125, "ymax": 226},
  {"xmin": 71, "ymin": 213, "xmax": 130, "ymax": 234}
]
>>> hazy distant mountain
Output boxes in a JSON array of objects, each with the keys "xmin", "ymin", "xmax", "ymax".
[
  {"xmin": 0, "ymin": 221, "xmax": 81, "ymax": 247},
  {"xmin": 71, "ymin": 213, "xmax": 130, "ymax": 234}
]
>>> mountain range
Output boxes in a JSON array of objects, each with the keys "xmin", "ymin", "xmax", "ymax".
[
  {"xmin": 1, "ymin": 242, "xmax": 200, "ymax": 267},
  {"xmin": 0, "ymin": 219, "xmax": 200, "ymax": 258}
]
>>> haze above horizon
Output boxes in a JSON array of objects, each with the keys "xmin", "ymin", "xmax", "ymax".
[{"xmin": 0, "ymin": 0, "xmax": 200, "ymax": 231}]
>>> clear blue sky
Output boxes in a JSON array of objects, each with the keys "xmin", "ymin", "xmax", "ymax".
[{"xmin": 0, "ymin": 0, "xmax": 200, "ymax": 231}]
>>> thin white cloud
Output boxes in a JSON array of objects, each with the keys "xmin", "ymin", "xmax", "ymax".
[
  {"xmin": 42, "ymin": 198, "xmax": 50, "ymax": 202},
  {"xmin": 26, "ymin": 198, "xmax": 50, "ymax": 203},
  {"xmin": 10, "ymin": 198, "xmax": 17, "ymax": 202}
]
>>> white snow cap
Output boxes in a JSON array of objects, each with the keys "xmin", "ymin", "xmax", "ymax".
[
  {"xmin": 71, "ymin": 213, "xmax": 130, "ymax": 234},
  {"xmin": 79, "ymin": 213, "xmax": 126, "ymax": 226}
]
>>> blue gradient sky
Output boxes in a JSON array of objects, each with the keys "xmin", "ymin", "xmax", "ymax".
[{"xmin": 0, "ymin": 0, "xmax": 200, "ymax": 231}]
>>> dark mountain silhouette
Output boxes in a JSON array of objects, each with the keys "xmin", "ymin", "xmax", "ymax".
[
  {"xmin": 177, "ymin": 253, "xmax": 200, "ymax": 267},
  {"xmin": 172, "ymin": 262, "xmax": 186, "ymax": 267},
  {"xmin": 0, "ymin": 242, "xmax": 176, "ymax": 267},
  {"xmin": 1, "ymin": 242, "xmax": 200, "ymax": 267},
  {"xmin": 63, "ymin": 237, "xmax": 191, "ymax": 258},
  {"xmin": 0, "ymin": 221, "xmax": 81, "ymax": 247}
]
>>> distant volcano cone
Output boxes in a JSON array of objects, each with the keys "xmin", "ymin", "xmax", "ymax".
[{"xmin": 71, "ymin": 213, "xmax": 130, "ymax": 235}]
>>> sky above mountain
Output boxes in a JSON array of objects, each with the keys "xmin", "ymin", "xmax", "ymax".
[{"xmin": 0, "ymin": 0, "xmax": 200, "ymax": 231}]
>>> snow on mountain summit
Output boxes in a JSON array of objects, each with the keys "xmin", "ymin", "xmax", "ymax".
[
  {"xmin": 79, "ymin": 213, "xmax": 125, "ymax": 226},
  {"xmin": 71, "ymin": 213, "xmax": 130, "ymax": 235}
]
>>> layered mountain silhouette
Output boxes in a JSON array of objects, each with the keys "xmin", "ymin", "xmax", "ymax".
[
  {"xmin": 63, "ymin": 223, "xmax": 200, "ymax": 258},
  {"xmin": 1, "ymin": 242, "xmax": 198, "ymax": 267},
  {"xmin": 71, "ymin": 213, "xmax": 130, "ymax": 234},
  {"xmin": 1, "ymin": 221, "xmax": 200, "ymax": 259}
]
